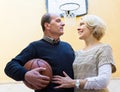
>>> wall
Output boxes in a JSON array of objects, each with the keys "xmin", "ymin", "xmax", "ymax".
[
  {"xmin": 0, "ymin": 0, "xmax": 45, "ymax": 82},
  {"xmin": 0, "ymin": 0, "xmax": 120, "ymax": 83}
]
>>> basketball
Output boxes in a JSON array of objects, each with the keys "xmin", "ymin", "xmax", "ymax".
[{"xmin": 23, "ymin": 58, "xmax": 53, "ymax": 89}]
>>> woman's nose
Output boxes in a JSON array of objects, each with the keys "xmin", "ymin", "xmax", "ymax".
[{"xmin": 77, "ymin": 27, "xmax": 80, "ymax": 31}]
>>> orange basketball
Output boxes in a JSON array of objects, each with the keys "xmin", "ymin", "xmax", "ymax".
[{"xmin": 23, "ymin": 58, "xmax": 52, "ymax": 89}]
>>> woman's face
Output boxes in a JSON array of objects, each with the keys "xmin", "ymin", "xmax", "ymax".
[{"xmin": 77, "ymin": 20, "xmax": 92, "ymax": 40}]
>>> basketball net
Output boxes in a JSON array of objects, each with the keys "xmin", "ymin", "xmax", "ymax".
[
  {"xmin": 63, "ymin": 10, "xmax": 76, "ymax": 26},
  {"xmin": 59, "ymin": 3, "xmax": 80, "ymax": 26}
]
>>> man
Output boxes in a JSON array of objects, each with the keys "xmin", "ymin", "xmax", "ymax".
[{"xmin": 4, "ymin": 13, "xmax": 75, "ymax": 92}]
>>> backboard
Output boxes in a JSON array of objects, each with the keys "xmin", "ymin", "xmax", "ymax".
[{"xmin": 46, "ymin": 0, "xmax": 88, "ymax": 17}]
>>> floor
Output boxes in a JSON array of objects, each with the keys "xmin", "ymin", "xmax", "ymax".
[{"xmin": 0, "ymin": 79, "xmax": 120, "ymax": 92}]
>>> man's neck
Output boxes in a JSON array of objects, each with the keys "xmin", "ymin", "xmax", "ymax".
[{"xmin": 43, "ymin": 36, "xmax": 60, "ymax": 45}]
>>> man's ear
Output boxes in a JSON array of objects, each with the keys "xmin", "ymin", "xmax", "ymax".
[{"xmin": 44, "ymin": 22, "xmax": 50, "ymax": 30}]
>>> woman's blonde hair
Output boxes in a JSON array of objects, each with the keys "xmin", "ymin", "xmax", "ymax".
[{"xmin": 81, "ymin": 15, "xmax": 106, "ymax": 40}]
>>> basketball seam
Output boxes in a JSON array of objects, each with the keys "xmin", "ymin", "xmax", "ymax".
[{"xmin": 30, "ymin": 59, "xmax": 35, "ymax": 70}]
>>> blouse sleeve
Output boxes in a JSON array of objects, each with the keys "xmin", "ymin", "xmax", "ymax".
[
  {"xmin": 84, "ymin": 64, "xmax": 111, "ymax": 89},
  {"xmin": 98, "ymin": 44, "xmax": 116, "ymax": 73}
]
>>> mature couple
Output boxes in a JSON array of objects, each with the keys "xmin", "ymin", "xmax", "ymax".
[{"xmin": 4, "ymin": 13, "xmax": 116, "ymax": 92}]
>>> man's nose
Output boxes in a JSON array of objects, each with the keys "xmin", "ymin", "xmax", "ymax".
[{"xmin": 61, "ymin": 22, "xmax": 65, "ymax": 26}]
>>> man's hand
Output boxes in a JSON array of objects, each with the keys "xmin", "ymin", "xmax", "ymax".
[{"xmin": 24, "ymin": 67, "xmax": 50, "ymax": 90}]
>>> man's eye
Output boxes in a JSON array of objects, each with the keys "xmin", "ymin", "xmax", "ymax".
[{"xmin": 56, "ymin": 19, "xmax": 61, "ymax": 22}]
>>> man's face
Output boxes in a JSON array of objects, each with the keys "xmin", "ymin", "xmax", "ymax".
[{"xmin": 48, "ymin": 15, "xmax": 65, "ymax": 37}]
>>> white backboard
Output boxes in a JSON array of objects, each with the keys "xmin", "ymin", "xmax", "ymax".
[{"xmin": 46, "ymin": 0, "xmax": 88, "ymax": 16}]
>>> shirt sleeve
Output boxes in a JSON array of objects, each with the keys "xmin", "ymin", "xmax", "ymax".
[
  {"xmin": 84, "ymin": 64, "xmax": 111, "ymax": 89},
  {"xmin": 4, "ymin": 43, "xmax": 37, "ymax": 81}
]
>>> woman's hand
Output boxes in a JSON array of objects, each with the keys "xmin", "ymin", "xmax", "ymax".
[{"xmin": 52, "ymin": 71, "xmax": 75, "ymax": 88}]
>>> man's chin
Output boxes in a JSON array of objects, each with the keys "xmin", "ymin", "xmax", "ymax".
[{"xmin": 60, "ymin": 31, "xmax": 64, "ymax": 35}]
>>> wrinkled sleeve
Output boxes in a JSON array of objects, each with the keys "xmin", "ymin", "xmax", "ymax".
[
  {"xmin": 84, "ymin": 64, "xmax": 111, "ymax": 89},
  {"xmin": 4, "ymin": 43, "xmax": 37, "ymax": 81}
]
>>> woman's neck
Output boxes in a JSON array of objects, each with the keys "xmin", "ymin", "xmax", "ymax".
[{"xmin": 83, "ymin": 39, "xmax": 101, "ymax": 50}]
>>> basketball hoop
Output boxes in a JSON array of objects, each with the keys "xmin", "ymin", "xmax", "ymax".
[{"xmin": 59, "ymin": 3, "xmax": 80, "ymax": 25}]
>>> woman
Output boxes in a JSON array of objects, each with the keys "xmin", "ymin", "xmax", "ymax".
[{"xmin": 52, "ymin": 15, "xmax": 116, "ymax": 92}]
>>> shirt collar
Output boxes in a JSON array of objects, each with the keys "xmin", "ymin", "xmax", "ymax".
[{"xmin": 42, "ymin": 36, "xmax": 60, "ymax": 45}]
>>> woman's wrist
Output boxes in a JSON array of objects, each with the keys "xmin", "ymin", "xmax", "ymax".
[
  {"xmin": 74, "ymin": 79, "xmax": 87, "ymax": 89},
  {"xmin": 80, "ymin": 79, "xmax": 86, "ymax": 89},
  {"xmin": 75, "ymin": 79, "xmax": 80, "ymax": 88}
]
